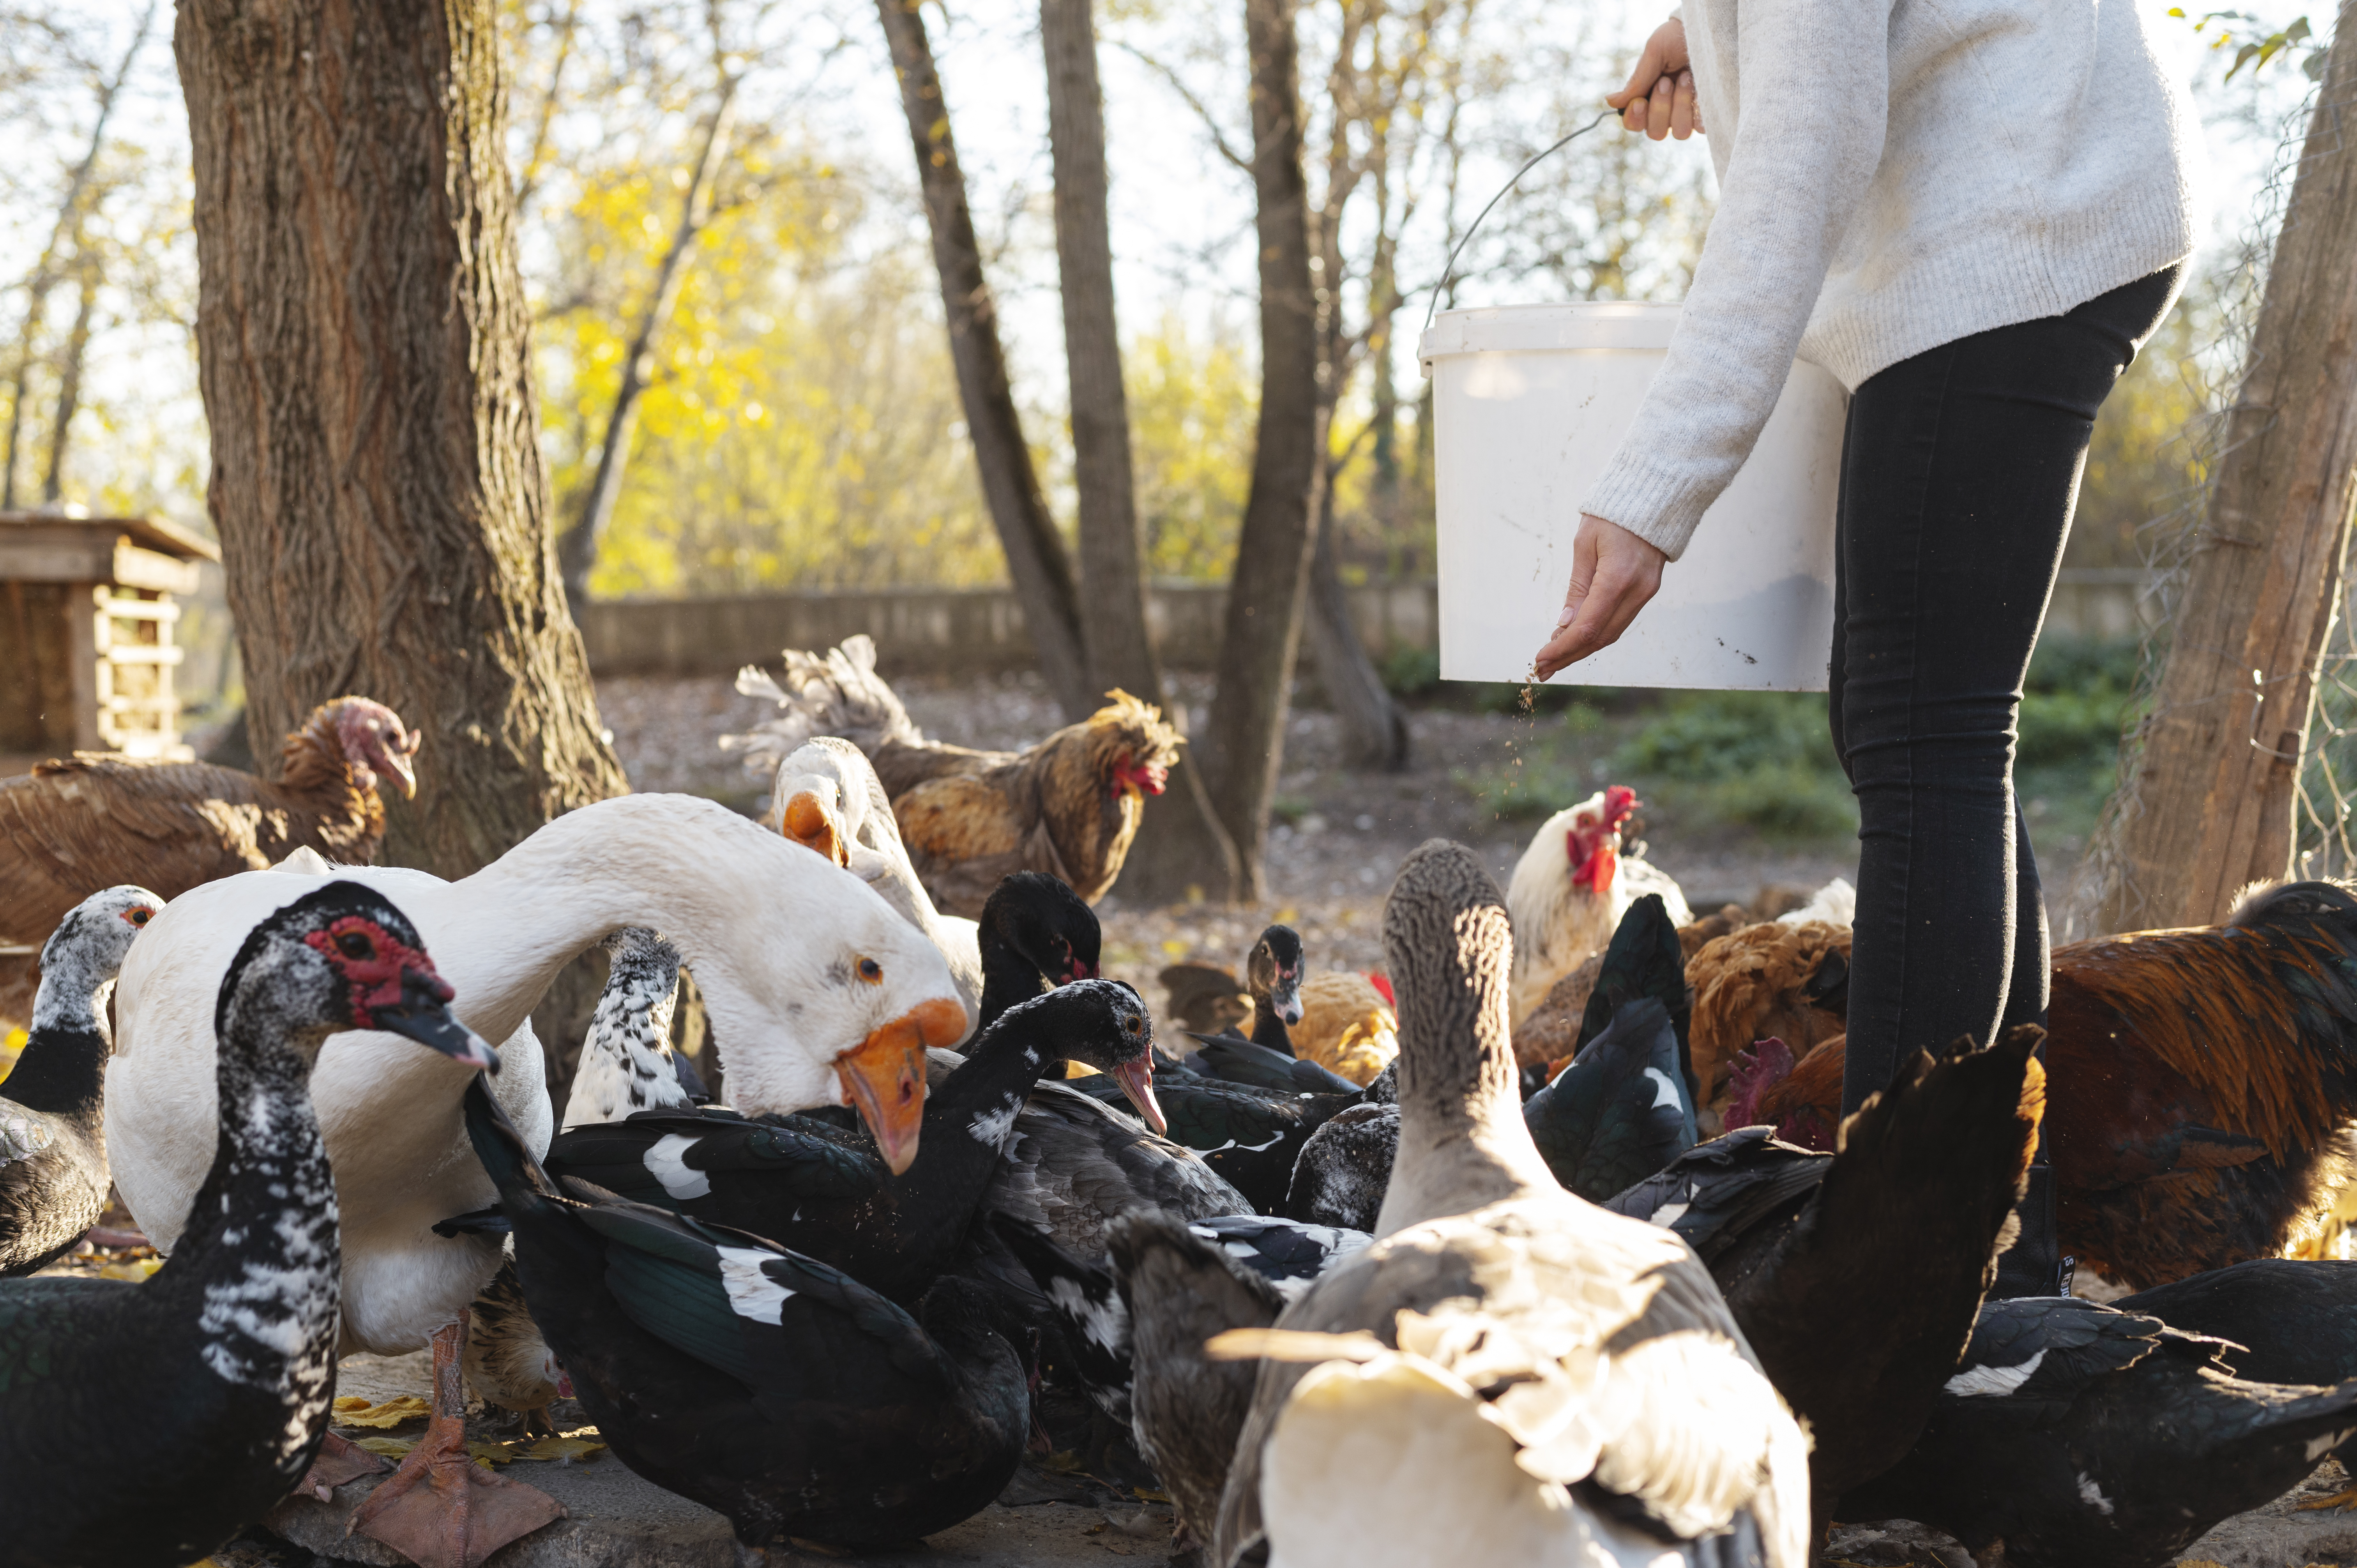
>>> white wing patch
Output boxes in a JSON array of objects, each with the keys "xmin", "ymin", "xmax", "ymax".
[
  {"xmin": 1944, "ymin": 1349, "xmax": 2045, "ymax": 1397},
  {"xmin": 644, "ymin": 1134, "xmax": 712, "ymax": 1200},
  {"xmin": 2075, "ymin": 1473, "xmax": 2115, "ymax": 1515},
  {"xmin": 716, "ymin": 1246, "xmax": 796, "ymax": 1324},
  {"xmin": 969, "ymin": 1101, "xmax": 1021, "ymax": 1150},
  {"xmin": 1642, "ymin": 1068, "xmax": 1681, "ymax": 1111},
  {"xmin": 0, "ymin": 1111, "xmax": 55, "ymax": 1165},
  {"xmin": 2308, "ymin": 1427, "xmax": 2357, "ymax": 1461}
]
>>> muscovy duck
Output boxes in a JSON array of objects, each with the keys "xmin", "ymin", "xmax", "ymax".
[
  {"xmin": 464, "ymin": 1077, "xmax": 1029, "ymax": 1560},
  {"xmin": 0, "ymin": 885, "xmax": 161, "ymax": 1277},
  {"xmin": 1839, "ymin": 1294, "xmax": 2357, "ymax": 1568},
  {"xmin": 544, "ymin": 979, "xmax": 1164, "ymax": 1304},
  {"xmin": 0, "ymin": 881, "xmax": 496, "ymax": 1568}
]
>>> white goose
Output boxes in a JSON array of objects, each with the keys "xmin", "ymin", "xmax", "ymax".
[
  {"xmin": 768, "ymin": 735, "xmax": 984, "ymax": 1034},
  {"xmin": 106, "ymin": 793, "xmax": 965, "ymax": 1568}
]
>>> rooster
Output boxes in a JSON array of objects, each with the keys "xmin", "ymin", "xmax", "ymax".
[
  {"xmin": 725, "ymin": 636, "xmax": 1180, "ymax": 918},
  {"xmin": 0, "ymin": 696, "xmax": 418, "ymax": 1030},
  {"xmin": 1723, "ymin": 880, "xmax": 2357, "ymax": 1291},
  {"xmin": 1503, "ymin": 785, "xmax": 1690, "ymax": 1027}
]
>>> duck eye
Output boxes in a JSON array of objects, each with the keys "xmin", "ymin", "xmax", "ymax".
[
  {"xmin": 337, "ymin": 931, "xmax": 376, "ymax": 961},
  {"xmin": 856, "ymin": 957, "xmax": 883, "ymax": 983}
]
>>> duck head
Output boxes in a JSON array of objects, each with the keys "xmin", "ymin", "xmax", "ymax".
[
  {"xmin": 1248, "ymin": 924, "xmax": 1307, "ymax": 1027},
  {"xmin": 218, "ymin": 881, "xmax": 498, "ymax": 1071},
  {"xmin": 983, "ymin": 871, "xmax": 1103, "ymax": 985},
  {"xmin": 1009, "ymin": 977, "xmax": 1165, "ymax": 1134}
]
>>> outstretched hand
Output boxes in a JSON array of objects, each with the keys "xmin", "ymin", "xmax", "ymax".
[
  {"xmin": 1532, "ymin": 515, "xmax": 1666, "ymax": 682},
  {"xmin": 1607, "ymin": 16, "xmax": 1703, "ymax": 140}
]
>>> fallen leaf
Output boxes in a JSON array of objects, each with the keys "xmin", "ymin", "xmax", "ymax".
[
  {"xmin": 467, "ymin": 1435, "xmax": 608, "ymax": 1466},
  {"xmin": 1131, "ymin": 1488, "xmax": 1171, "ymax": 1504},
  {"xmin": 352, "ymin": 1436, "xmax": 415, "ymax": 1459},
  {"xmin": 1042, "ymin": 1450, "xmax": 1087, "ymax": 1474},
  {"xmin": 96, "ymin": 1256, "xmax": 163, "ymax": 1282},
  {"xmin": 333, "ymin": 1395, "xmax": 433, "ymax": 1429}
]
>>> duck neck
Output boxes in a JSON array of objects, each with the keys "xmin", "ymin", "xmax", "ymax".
[
  {"xmin": 975, "ymin": 923, "xmax": 1043, "ymax": 1036},
  {"xmin": 7, "ymin": 966, "xmax": 113, "ymax": 1128},
  {"xmin": 1376, "ymin": 987, "xmax": 1558, "ymax": 1239},
  {"xmin": 1248, "ymin": 996, "xmax": 1293, "ymax": 1055},
  {"xmin": 562, "ymin": 975, "xmax": 687, "ymax": 1127},
  {"xmin": 169, "ymin": 989, "xmax": 342, "ymax": 1456}
]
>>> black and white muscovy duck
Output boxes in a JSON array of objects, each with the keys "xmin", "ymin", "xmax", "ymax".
[
  {"xmin": 1520, "ymin": 892, "xmax": 1698, "ymax": 1199},
  {"xmin": 993, "ymin": 1210, "xmax": 1368, "ymax": 1548},
  {"xmin": 1606, "ymin": 1028, "xmax": 2045, "ymax": 1536},
  {"xmin": 1282, "ymin": 1062, "xmax": 1398, "ymax": 1230},
  {"xmin": 544, "ymin": 979, "xmax": 1166, "ymax": 1304},
  {"xmin": 1207, "ymin": 842, "xmax": 1809, "ymax": 1568},
  {"xmin": 463, "ymin": 1077, "xmax": 1029, "ymax": 1561},
  {"xmin": 2114, "ymin": 1258, "xmax": 2357, "ymax": 1510},
  {"xmin": 1067, "ymin": 1062, "xmax": 1362, "ymax": 1212},
  {"xmin": 0, "ymin": 881, "xmax": 497, "ymax": 1568},
  {"xmin": 1838, "ymin": 1294, "xmax": 2357, "ymax": 1568},
  {"xmin": 558, "ymin": 927, "xmax": 705, "ymax": 1128},
  {"xmin": 0, "ymin": 885, "xmax": 161, "ymax": 1277}
]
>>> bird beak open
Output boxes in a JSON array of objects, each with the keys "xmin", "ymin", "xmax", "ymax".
[
  {"xmin": 374, "ymin": 981, "xmax": 501, "ymax": 1072},
  {"xmin": 1108, "ymin": 1058, "xmax": 1166, "ymax": 1134},
  {"xmin": 836, "ymin": 998, "xmax": 967, "ymax": 1175}
]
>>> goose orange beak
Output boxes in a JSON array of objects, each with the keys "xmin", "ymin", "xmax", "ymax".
[
  {"xmin": 781, "ymin": 790, "xmax": 850, "ymax": 867},
  {"xmin": 835, "ymin": 997, "xmax": 968, "ymax": 1174}
]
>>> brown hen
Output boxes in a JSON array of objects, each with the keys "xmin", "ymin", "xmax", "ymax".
[
  {"xmin": 1721, "ymin": 881, "xmax": 2357, "ymax": 1290},
  {"xmin": 0, "ymin": 696, "xmax": 418, "ymax": 1028},
  {"xmin": 728, "ymin": 636, "xmax": 1180, "ymax": 918}
]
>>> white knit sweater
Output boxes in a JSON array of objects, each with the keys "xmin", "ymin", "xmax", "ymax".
[{"xmin": 1582, "ymin": 0, "xmax": 2207, "ymax": 560}]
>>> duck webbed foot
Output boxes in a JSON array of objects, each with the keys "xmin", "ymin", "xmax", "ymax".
[
  {"xmin": 346, "ymin": 1311, "xmax": 567, "ymax": 1568},
  {"xmin": 297, "ymin": 1429, "xmax": 392, "ymax": 1500}
]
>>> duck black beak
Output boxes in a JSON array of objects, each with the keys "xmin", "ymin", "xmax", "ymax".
[{"xmin": 374, "ymin": 976, "xmax": 501, "ymax": 1072}]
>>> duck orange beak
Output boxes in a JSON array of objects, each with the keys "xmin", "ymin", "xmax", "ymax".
[
  {"xmin": 835, "ymin": 997, "xmax": 968, "ymax": 1174},
  {"xmin": 1108, "ymin": 1058, "xmax": 1166, "ymax": 1134},
  {"xmin": 781, "ymin": 790, "xmax": 850, "ymax": 867}
]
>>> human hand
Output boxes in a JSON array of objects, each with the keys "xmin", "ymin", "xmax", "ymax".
[
  {"xmin": 1606, "ymin": 17, "xmax": 1702, "ymax": 140},
  {"xmin": 1532, "ymin": 514, "xmax": 1666, "ymax": 681}
]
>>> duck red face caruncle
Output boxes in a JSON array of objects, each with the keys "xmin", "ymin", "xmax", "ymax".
[
  {"xmin": 1565, "ymin": 785, "xmax": 1641, "ymax": 894},
  {"xmin": 1108, "ymin": 753, "xmax": 1170, "ymax": 800}
]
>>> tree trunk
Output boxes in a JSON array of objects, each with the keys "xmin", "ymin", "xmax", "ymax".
[
  {"xmin": 1040, "ymin": 0, "xmax": 1242, "ymax": 902},
  {"xmin": 876, "ymin": 0, "xmax": 1092, "ymax": 720},
  {"xmin": 176, "ymin": 0, "xmax": 627, "ymax": 885},
  {"xmin": 2098, "ymin": 1, "xmax": 2357, "ymax": 932},
  {"xmin": 1, "ymin": 0, "xmax": 155, "ymax": 509},
  {"xmin": 39, "ymin": 261, "xmax": 97, "ymax": 505},
  {"xmin": 553, "ymin": 76, "xmax": 739, "ymax": 602},
  {"xmin": 1197, "ymin": 0, "xmax": 1325, "ymax": 899},
  {"xmin": 1305, "ymin": 479, "xmax": 1408, "ymax": 767}
]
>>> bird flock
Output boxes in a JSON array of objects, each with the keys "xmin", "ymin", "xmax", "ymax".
[{"xmin": 5, "ymin": 646, "xmax": 2357, "ymax": 1568}]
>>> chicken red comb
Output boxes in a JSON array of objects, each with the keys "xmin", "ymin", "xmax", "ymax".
[
  {"xmin": 1601, "ymin": 784, "xmax": 1640, "ymax": 825},
  {"xmin": 1363, "ymin": 971, "xmax": 1395, "ymax": 1009}
]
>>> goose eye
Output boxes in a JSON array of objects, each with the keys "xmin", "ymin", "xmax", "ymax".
[
  {"xmin": 124, "ymin": 908, "xmax": 153, "ymax": 927},
  {"xmin": 856, "ymin": 957, "xmax": 883, "ymax": 984},
  {"xmin": 337, "ymin": 931, "xmax": 376, "ymax": 961}
]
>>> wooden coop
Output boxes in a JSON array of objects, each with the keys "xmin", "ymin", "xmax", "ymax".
[{"xmin": 0, "ymin": 512, "xmax": 219, "ymax": 774}]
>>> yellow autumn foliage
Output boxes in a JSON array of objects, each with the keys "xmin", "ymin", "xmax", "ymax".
[{"xmin": 333, "ymin": 1394, "xmax": 433, "ymax": 1429}]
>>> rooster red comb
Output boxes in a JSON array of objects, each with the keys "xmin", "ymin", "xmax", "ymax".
[{"xmin": 1601, "ymin": 784, "xmax": 1640, "ymax": 825}]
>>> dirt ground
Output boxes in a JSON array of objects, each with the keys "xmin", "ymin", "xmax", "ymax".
[{"xmin": 594, "ymin": 669, "xmax": 1857, "ymax": 998}]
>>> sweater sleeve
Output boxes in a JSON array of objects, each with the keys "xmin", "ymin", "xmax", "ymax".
[{"xmin": 1581, "ymin": 0, "xmax": 1892, "ymax": 560}]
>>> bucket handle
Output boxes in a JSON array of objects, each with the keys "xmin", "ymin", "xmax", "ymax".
[{"xmin": 1421, "ymin": 105, "xmax": 1622, "ymax": 339}]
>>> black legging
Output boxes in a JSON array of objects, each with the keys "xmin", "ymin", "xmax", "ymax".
[{"xmin": 1832, "ymin": 265, "xmax": 2182, "ymax": 1114}]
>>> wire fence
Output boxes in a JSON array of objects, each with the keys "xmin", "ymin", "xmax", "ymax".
[{"xmin": 2062, "ymin": 38, "xmax": 2357, "ymax": 937}]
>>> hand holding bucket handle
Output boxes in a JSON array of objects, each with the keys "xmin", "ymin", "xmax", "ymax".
[
  {"xmin": 1607, "ymin": 16, "xmax": 1703, "ymax": 141},
  {"xmin": 1532, "ymin": 515, "xmax": 1666, "ymax": 682}
]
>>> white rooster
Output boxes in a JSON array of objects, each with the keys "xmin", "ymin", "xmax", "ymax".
[{"xmin": 1504, "ymin": 786, "xmax": 1690, "ymax": 1026}]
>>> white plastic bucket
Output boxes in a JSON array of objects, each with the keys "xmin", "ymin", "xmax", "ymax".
[{"xmin": 1419, "ymin": 302, "xmax": 1847, "ymax": 691}]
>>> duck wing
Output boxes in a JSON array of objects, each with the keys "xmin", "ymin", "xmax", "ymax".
[
  {"xmin": 1182, "ymin": 1035, "xmax": 1359, "ymax": 1097},
  {"xmin": 983, "ymin": 1082, "xmax": 1249, "ymax": 1262},
  {"xmin": 0, "ymin": 1100, "xmax": 107, "ymax": 1276},
  {"xmin": 546, "ymin": 1106, "xmax": 887, "ymax": 1217},
  {"xmin": 1839, "ymin": 1296, "xmax": 2357, "ymax": 1566},
  {"xmin": 1070, "ymin": 1075, "xmax": 1355, "ymax": 1212},
  {"xmin": 1215, "ymin": 1196, "xmax": 1808, "ymax": 1568},
  {"xmin": 1523, "ymin": 996, "xmax": 1695, "ymax": 1200}
]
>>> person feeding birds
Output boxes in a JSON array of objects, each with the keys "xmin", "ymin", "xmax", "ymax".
[{"xmin": 1530, "ymin": 1, "xmax": 2204, "ymax": 1296}]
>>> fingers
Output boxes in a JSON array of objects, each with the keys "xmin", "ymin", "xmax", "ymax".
[
  {"xmin": 1532, "ymin": 517, "xmax": 1666, "ymax": 682},
  {"xmin": 1610, "ymin": 17, "xmax": 1693, "ymax": 134},
  {"xmin": 1638, "ymin": 69, "xmax": 1699, "ymax": 141}
]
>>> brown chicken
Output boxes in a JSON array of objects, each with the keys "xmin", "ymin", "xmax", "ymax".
[
  {"xmin": 0, "ymin": 696, "xmax": 419, "ymax": 1028},
  {"xmin": 1722, "ymin": 881, "xmax": 2357, "ymax": 1291},
  {"xmin": 728, "ymin": 636, "xmax": 1180, "ymax": 918},
  {"xmin": 1684, "ymin": 919, "xmax": 1852, "ymax": 1107}
]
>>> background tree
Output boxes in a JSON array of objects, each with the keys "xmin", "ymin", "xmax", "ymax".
[{"xmin": 175, "ymin": 0, "xmax": 625, "ymax": 878}]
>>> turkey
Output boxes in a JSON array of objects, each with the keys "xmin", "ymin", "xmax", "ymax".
[{"xmin": 0, "ymin": 696, "xmax": 417, "ymax": 1031}]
